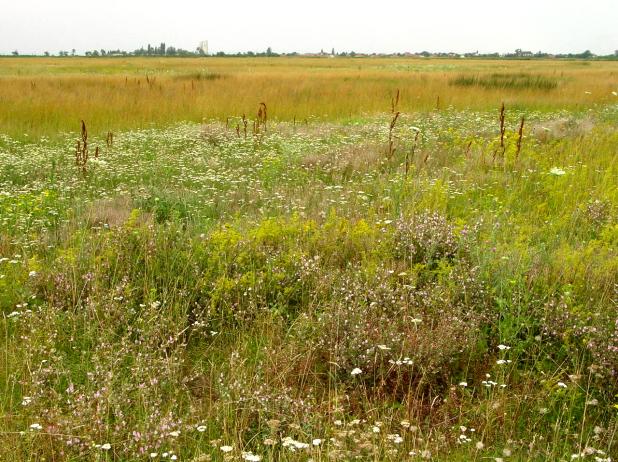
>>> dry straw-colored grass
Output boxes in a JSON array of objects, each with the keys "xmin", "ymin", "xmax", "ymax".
[{"xmin": 0, "ymin": 57, "xmax": 616, "ymax": 137}]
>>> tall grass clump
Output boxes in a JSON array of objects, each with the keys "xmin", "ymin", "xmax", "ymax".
[{"xmin": 451, "ymin": 73, "xmax": 559, "ymax": 90}]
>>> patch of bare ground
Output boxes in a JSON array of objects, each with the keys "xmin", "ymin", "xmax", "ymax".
[
  {"xmin": 530, "ymin": 116, "xmax": 596, "ymax": 141},
  {"xmin": 301, "ymin": 142, "xmax": 385, "ymax": 174},
  {"xmin": 86, "ymin": 196, "xmax": 150, "ymax": 228}
]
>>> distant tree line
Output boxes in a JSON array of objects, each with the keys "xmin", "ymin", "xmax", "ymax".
[{"xmin": 3, "ymin": 46, "xmax": 617, "ymax": 60}]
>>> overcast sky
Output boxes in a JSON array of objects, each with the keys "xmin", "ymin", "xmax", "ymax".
[{"xmin": 1, "ymin": 0, "xmax": 616, "ymax": 55}]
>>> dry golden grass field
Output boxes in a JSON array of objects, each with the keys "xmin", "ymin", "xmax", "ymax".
[{"xmin": 1, "ymin": 57, "xmax": 617, "ymax": 138}]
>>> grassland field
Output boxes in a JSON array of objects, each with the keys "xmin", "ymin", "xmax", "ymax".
[
  {"xmin": 0, "ymin": 57, "xmax": 617, "ymax": 138},
  {"xmin": 0, "ymin": 57, "xmax": 617, "ymax": 461}
]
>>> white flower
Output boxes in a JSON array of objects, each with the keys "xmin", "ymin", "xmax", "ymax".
[
  {"xmin": 312, "ymin": 439, "xmax": 322, "ymax": 446},
  {"xmin": 101, "ymin": 443, "xmax": 111, "ymax": 450},
  {"xmin": 150, "ymin": 453, "xmax": 158, "ymax": 458},
  {"xmin": 21, "ymin": 396, "xmax": 32, "ymax": 406},
  {"xmin": 377, "ymin": 344, "xmax": 391, "ymax": 350},
  {"xmin": 170, "ymin": 456, "xmax": 177, "ymax": 461},
  {"xmin": 496, "ymin": 359, "xmax": 512, "ymax": 365},
  {"xmin": 29, "ymin": 423, "xmax": 42, "ymax": 430},
  {"xmin": 458, "ymin": 381, "xmax": 468, "ymax": 387},
  {"xmin": 28, "ymin": 270, "xmax": 37, "ymax": 277},
  {"xmin": 550, "ymin": 167, "xmax": 566, "ymax": 176},
  {"xmin": 169, "ymin": 430, "xmax": 180, "ymax": 437},
  {"xmin": 282, "ymin": 437, "xmax": 310, "ymax": 450},
  {"xmin": 557, "ymin": 381, "xmax": 567, "ymax": 388},
  {"xmin": 351, "ymin": 368, "xmax": 362, "ymax": 376},
  {"xmin": 476, "ymin": 441, "xmax": 484, "ymax": 450},
  {"xmin": 372, "ymin": 426, "xmax": 380, "ymax": 433},
  {"xmin": 220, "ymin": 445, "xmax": 233, "ymax": 453},
  {"xmin": 242, "ymin": 452, "xmax": 261, "ymax": 461},
  {"xmin": 196, "ymin": 425, "xmax": 207, "ymax": 432},
  {"xmin": 497, "ymin": 344, "xmax": 510, "ymax": 350}
]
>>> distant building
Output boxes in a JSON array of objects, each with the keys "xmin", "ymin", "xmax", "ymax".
[
  {"xmin": 514, "ymin": 48, "xmax": 533, "ymax": 57},
  {"xmin": 198, "ymin": 41, "xmax": 209, "ymax": 55}
]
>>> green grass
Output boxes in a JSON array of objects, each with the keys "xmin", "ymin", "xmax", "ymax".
[
  {"xmin": 450, "ymin": 73, "xmax": 559, "ymax": 90},
  {"xmin": 0, "ymin": 101, "xmax": 617, "ymax": 461}
]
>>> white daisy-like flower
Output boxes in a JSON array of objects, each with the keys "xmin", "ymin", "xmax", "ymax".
[
  {"xmin": 196, "ymin": 425, "xmax": 207, "ymax": 432},
  {"xmin": 220, "ymin": 445, "xmax": 233, "ymax": 453},
  {"xmin": 242, "ymin": 452, "xmax": 261, "ymax": 461},
  {"xmin": 312, "ymin": 438, "xmax": 322, "ymax": 446},
  {"xmin": 351, "ymin": 367, "xmax": 362, "ymax": 376},
  {"xmin": 101, "ymin": 443, "xmax": 111, "ymax": 450},
  {"xmin": 550, "ymin": 167, "xmax": 566, "ymax": 176},
  {"xmin": 29, "ymin": 423, "xmax": 42, "ymax": 430}
]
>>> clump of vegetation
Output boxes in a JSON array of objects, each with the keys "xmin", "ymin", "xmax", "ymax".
[
  {"xmin": 450, "ymin": 73, "xmax": 559, "ymax": 90},
  {"xmin": 173, "ymin": 71, "xmax": 226, "ymax": 81}
]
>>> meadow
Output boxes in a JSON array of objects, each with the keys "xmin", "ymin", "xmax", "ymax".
[
  {"xmin": 0, "ymin": 57, "xmax": 617, "ymax": 138},
  {"xmin": 0, "ymin": 57, "xmax": 617, "ymax": 461}
]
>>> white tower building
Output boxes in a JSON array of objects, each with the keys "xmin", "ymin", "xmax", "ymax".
[{"xmin": 198, "ymin": 41, "xmax": 209, "ymax": 55}]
